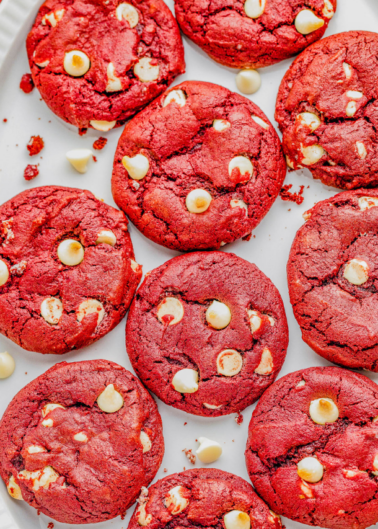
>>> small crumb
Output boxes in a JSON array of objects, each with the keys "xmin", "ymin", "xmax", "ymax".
[
  {"xmin": 164, "ymin": 468, "xmax": 167, "ymax": 472},
  {"xmin": 3, "ymin": 119, "xmax": 7, "ymax": 123},
  {"xmin": 235, "ymin": 412, "xmax": 244, "ymax": 425},
  {"xmin": 280, "ymin": 184, "xmax": 305, "ymax": 205},
  {"xmin": 121, "ymin": 512, "xmax": 126, "ymax": 520},
  {"xmin": 184, "ymin": 422, "xmax": 187, "ymax": 426},
  {"xmin": 183, "ymin": 448, "xmax": 196, "ymax": 465},
  {"xmin": 93, "ymin": 156, "xmax": 97, "ymax": 163},
  {"xmin": 24, "ymin": 164, "xmax": 39, "ymax": 181},
  {"xmin": 93, "ymin": 137, "xmax": 108, "ymax": 150},
  {"xmin": 47, "ymin": 523, "xmax": 54, "ymax": 529},
  {"xmin": 183, "ymin": 467, "xmax": 186, "ymax": 471},
  {"xmin": 25, "ymin": 372, "xmax": 27, "ymax": 375},
  {"xmin": 288, "ymin": 208, "xmax": 291, "ymax": 211},
  {"xmin": 27, "ymin": 136, "xmax": 44, "ymax": 156},
  {"xmin": 232, "ymin": 439, "xmax": 234, "ymax": 442}
]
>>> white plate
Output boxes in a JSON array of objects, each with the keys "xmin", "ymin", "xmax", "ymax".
[{"xmin": 1, "ymin": 0, "xmax": 378, "ymax": 528}]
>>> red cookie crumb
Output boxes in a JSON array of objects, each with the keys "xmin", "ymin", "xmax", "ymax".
[
  {"xmin": 27, "ymin": 136, "xmax": 44, "ymax": 156},
  {"xmin": 93, "ymin": 156, "xmax": 98, "ymax": 163},
  {"xmin": 3, "ymin": 119, "xmax": 7, "ymax": 123},
  {"xmin": 279, "ymin": 184, "xmax": 304, "ymax": 205},
  {"xmin": 23, "ymin": 164, "xmax": 39, "ymax": 181},
  {"xmin": 93, "ymin": 137, "xmax": 108, "ymax": 150},
  {"xmin": 235, "ymin": 412, "xmax": 244, "ymax": 425},
  {"xmin": 20, "ymin": 73, "xmax": 34, "ymax": 94},
  {"xmin": 183, "ymin": 448, "xmax": 196, "ymax": 465},
  {"xmin": 47, "ymin": 523, "xmax": 54, "ymax": 529}
]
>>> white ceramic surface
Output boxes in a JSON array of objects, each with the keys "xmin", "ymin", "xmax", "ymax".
[{"xmin": 0, "ymin": 0, "xmax": 378, "ymax": 528}]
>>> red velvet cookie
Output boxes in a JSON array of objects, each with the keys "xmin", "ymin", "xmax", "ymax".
[
  {"xmin": 128, "ymin": 468, "xmax": 283, "ymax": 529},
  {"xmin": 276, "ymin": 31, "xmax": 378, "ymax": 189},
  {"xmin": 112, "ymin": 81, "xmax": 286, "ymax": 251},
  {"xmin": 126, "ymin": 251, "xmax": 288, "ymax": 417},
  {"xmin": 287, "ymin": 189, "xmax": 378, "ymax": 371},
  {"xmin": 0, "ymin": 186, "xmax": 142, "ymax": 354},
  {"xmin": 26, "ymin": 0, "xmax": 185, "ymax": 132},
  {"xmin": 245, "ymin": 367, "xmax": 378, "ymax": 529},
  {"xmin": 0, "ymin": 360, "xmax": 164, "ymax": 524},
  {"xmin": 174, "ymin": 0, "xmax": 336, "ymax": 69}
]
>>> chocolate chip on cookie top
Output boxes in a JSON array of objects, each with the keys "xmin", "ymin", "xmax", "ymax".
[
  {"xmin": 0, "ymin": 360, "xmax": 164, "ymax": 524},
  {"xmin": 287, "ymin": 188, "xmax": 378, "ymax": 371},
  {"xmin": 128, "ymin": 468, "xmax": 283, "ymax": 529},
  {"xmin": 174, "ymin": 0, "xmax": 336, "ymax": 69},
  {"xmin": 26, "ymin": 0, "xmax": 185, "ymax": 131},
  {"xmin": 126, "ymin": 251, "xmax": 288, "ymax": 416},
  {"xmin": 0, "ymin": 186, "xmax": 142, "ymax": 354},
  {"xmin": 246, "ymin": 367, "xmax": 378, "ymax": 529},
  {"xmin": 276, "ymin": 31, "xmax": 378, "ymax": 189},
  {"xmin": 112, "ymin": 81, "xmax": 286, "ymax": 251}
]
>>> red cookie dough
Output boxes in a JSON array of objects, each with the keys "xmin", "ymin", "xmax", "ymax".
[
  {"xmin": 0, "ymin": 186, "xmax": 142, "ymax": 354},
  {"xmin": 287, "ymin": 189, "xmax": 378, "ymax": 371},
  {"xmin": 128, "ymin": 468, "xmax": 283, "ymax": 529},
  {"xmin": 276, "ymin": 31, "xmax": 378, "ymax": 190},
  {"xmin": 174, "ymin": 0, "xmax": 336, "ymax": 69},
  {"xmin": 126, "ymin": 251, "xmax": 288, "ymax": 417},
  {"xmin": 112, "ymin": 81, "xmax": 286, "ymax": 251},
  {"xmin": 0, "ymin": 360, "xmax": 164, "ymax": 524},
  {"xmin": 26, "ymin": 0, "xmax": 185, "ymax": 131},
  {"xmin": 246, "ymin": 366, "xmax": 378, "ymax": 529}
]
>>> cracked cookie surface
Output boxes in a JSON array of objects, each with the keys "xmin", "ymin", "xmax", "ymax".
[
  {"xmin": 276, "ymin": 31, "xmax": 378, "ymax": 189},
  {"xmin": 26, "ymin": 0, "xmax": 185, "ymax": 131},
  {"xmin": 245, "ymin": 367, "xmax": 378, "ymax": 529},
  {"xmin": 112, "ymin": 81, "xmax": 286, "ymax": 251},
  {"xmin": 0, "ymin": 186, "xmax": 142, "ymax": 354},
  {"xmin": 287, "ymin": 189, "xmax": 378, "ymax": 371},
  {"xmin": 128, "ymin": 468, "xmax": 282, "ymax": 529},
  {"xmin": 174, "ymin": 0, "xmax": 336, "ymax": 69},
  {"xmin": 126, "ymin": 251, "xmax": 288, "ymax": 417},
  {"xmin": 0, "ymin": 359, "xmax": 164, "ymax": 524}
]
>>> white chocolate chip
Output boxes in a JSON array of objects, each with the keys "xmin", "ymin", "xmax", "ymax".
[
  {"xmin": 134, "ymin": 57, "xmax": 159, "ymax": 82},
  {"xmin": 322, "ymin": 0, "xmax": 334, "ymax": 18},
  {"xmin": 40, "ymin": 297, "xmax": 63, "ymax": 325},
  {"xmin": 254, "ymin": 347, "xmax": 273, "ymax": 375},
  {"xmin": 203, "ymin": 403, "xmax": 223, "ymax": 409},
  {"xmin": 248, "ymin": 310, "xmax": 262, "ymax": 333},
  {"xmin": 297, "ymin": 112, "xmax": 321, "ymax": 132},
  {"xmin": 297, "ymin": 457, "xmax": 324, "ymax": 483},
  {"xmin": 186, "ymin": 189, "xmax": 212, "ymax": 213},
  {"xmin": 0, "ymin": 352, "xmax": 15, "ymax": 379},
  {"xmin": 116, "ymin": 3, "xmax": 139, "ymax": 27},
  {"xmin": 297, "ymin": 379, "xmax": 306, "ymax": 388},
  {"xmin": 343, "ymin": 259, "xmax": 369, "ymax": 286},
  {"xmin": 346, "ymin": 101, "xmax": 357, "ymax": 117},
  {"xmin": 268, "ymin": 512, "xmax": 281, "ymax": 525},
  {"xmin": 165, "ymin": 486, "xmax": 189, "ymax": 515},
  {"xmin": 66, "ymin": 148, "xmax": 93, "ymax": 174},
  {"xmin": 300, "ymin": 480, "xmax": 313, "ymax": 498},
  {"xmin": 196, "ymin": 436, "xmax": 222, "ymax": 463},
  {"xmin": 73, "ymin": 432, "xmax": 88, "ymax": 443},
  {"xmin": 343, "ymin": 62, "xmax": 352, "ymax": 80},
  {"xmin": 57, "ymin": 239, "xmax": 84, "ymax": 266},
  {"xmin": 122, "ymin": 154, "xmax": 149, "ymax": 180},
  {"xmin": 97, "ymin": 384, "xmax": 124, "ymax": 413},
  {"xmin": 64, "ymin": 50, "xmax": 90, "ymax": 77},
  {"xmin": 157, "ymin": 297, "xmax": 184, "ymax": 325},
  {"xmin": 251, "ymin": 115, "xmax": 269, "ymax": 129},
  {"xmin": 163, "ymin": 89, "xmax": 186, "ymax": 108},
  {"xmin": 42, "ymin": 9, "xmax": 65, "ymax": 27},
  {"xmin": 27, "ymin": 445, "xmax": 46, "ymax": 454},
  {"xmin": 130, "ymin": 259, "xmax": 140, "ymax": 272},
  {"xmin": 343, "ymin": 469, "xmax": 363, "ymax": 478},
  {"xmin": 244, "ymin": 0, "xmax": 266, "ymax": 18},
  {"xmin": 42, "ymin": 418, "xmax": 54, "ymax": 427},
  {"xmin": 0, "ymin": 259, "xmax": 9, "ymax": 286},
  {"xmin": 96, "ymin": 230, "xmax": 116, "ymax": 246},
  {"xmin": 235, "ymin": 69, "xmax": 261, "ymax": 95},
  {"xmin": 346, "ymin": 90, "xmax": 363, "ymax": 99},
  {"xmin": 373, "ymin": 454, "xmax": 378, "ymax": 471},
  {"xmin": 7, "ymin": 475, "xmax": 22, "ymax": 500},
  {"xmin": 229, "ymin": 156, "xmax": 253, "ymax": 182},
  {"xmin": 172, "ymin": 369, "xmax": 199, "ymax": 393},
  {"xmin": 217, "ymin": 349, "xmax": 243, "ymax": 377},
  {"xmin": 295, "ymin": 10, "xmax": 324, "ymax": 35},
  {"xmin": 300, "ymin": 144, "xmax": 325, "ymax": 165},
  {"xmin": 36, "ymin": 59, "xmax": 50, "ymax": 68},
  {"xmin": 230, "ymin": 199, "xmax": 248, "ymax": 213},
  {"xmin": 358, "ymin": 197, "xmax": 378, "ymax": 210},
  {"xmin": 309, "ymin": 398, "xmax": 339, "ymax": 424},
  {"xmin": 213, "ymin": 119, "xmax": 231, "ymax": 132},
  {"xmin": 90, "ymin": 120, "xmax": 117, "ymax": 131},
  {"xmin": 224, "ymin": 511, "xmax": 251, "ymax": 529},
  {"xmin": 206, "ymin": 300, "xmax": 231, "ymax": 329},
  {"xmin": 42, "ymin": 403, "xmax": 66, "ymax": 417},
  {"xmin": 140, "ymin": 430, "xmax": 151, "ymax": 453},
  {"xmin": 106, "ymin": 62, "xmax": 122, "ymax": 92},
  {"xmin": 356, "ymin": 142, "xmax": 367, "ymax": 159},
  {"xmin": 137, "ymin": 501, "xmax": 152, "ymax": 526},
  {"xmin": 18, "ymin": 466, "xmax": 59, "ymax": 492},
  {"xmin": 286, "ymin": 156, "xmax": 295, "ymax": 169},
  {"xmin": 77, "ymin": 299, "xmax": 105, "ymax": 325}
]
